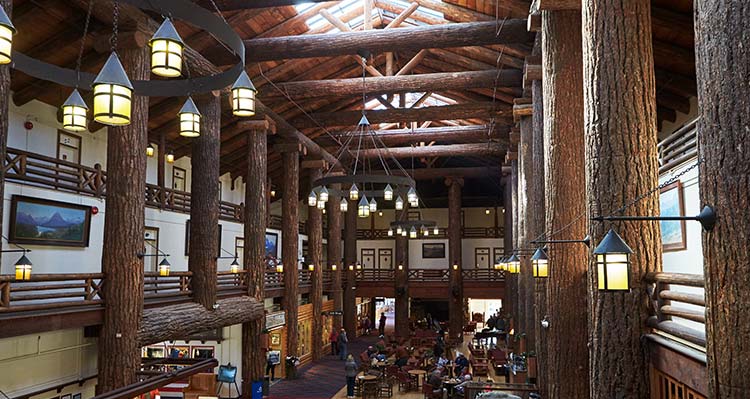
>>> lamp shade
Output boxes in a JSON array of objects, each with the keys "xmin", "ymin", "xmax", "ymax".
[
  {"xmin": 409, "ymin": 226, "xmax": 417, "ymax": 238},
  {"xmin": 395, "ymin": 196, "xmax": 404, "ymax": 210},
  {"xmin": 531, "ymin": 248, "xmax": 549, "ymax": 278},
  {"xmin": 357, "ymin": 196, "xmax": 370, "ymax": 218},
  {"xmin": 319, "ymin": 186, "xmax": 329, "ymax": 203},
  {"xmin": 0, "ymin": 5, "xmax": 15, "ymax": 65},
  {"xmin": 349, "ymin": 183, "xmax": 359, "ymax": 200},
  {"xmin": 383, "ymin": 184, "xmax": 393, "ymax": 201},
  {"xmin": 158, "ymin": 258, "xmax": 171, "ymax": 277},
  {"xmin": 146, "ymin": 143, "xmax": 155, "ymax": 157},
  {"xmin": 316, "ymin": 198, "xmax": 326, "ymax": 210},
  {"xmin": 308, "ymin": 190, "xmax": 317, "ymax": 207},
  {"xmin": 149, "ymin": 18, "xmax": 184, "ymax": 78},
  {"xmin": 230, "ymin": 258, "xmax": 240, "ymax": 274},
  {"xmin": 276, "ymin": 264, "xmax": 283, "ymax": 273},
  {"xmin": 396, "ymin": 226, "xmax": 402, "ymax": 235},
  {"xmin": 231, "ymin": 71, "xmax": 257, "ymax": 117},
  {"xmin": 178, "ymin": 97, "xmax": 201, "ymax": 137},
  {"xmin": 92, "ymin": 53, "xmax": 134, "ymax": 126},
  {"xmin": 369, "ymin": 198, "xmax": 377, "ymax": 212},
  {"xmin": 593, "ymin": 229, "xmax": 633, "ymax": 291},
  {"xmin": 14, "ymin": 254, "xmax": 32, "ymax": 281},
  {"xmin": 507, "ymin": 254, "xmax": 520, "ymax": 274},
  {"xmin": 422, "ymin": 226, "xmax": 429, "ymax": 236},
  {"xmin": 387, "ymin": 228, "xmax": 393, "ymax": 237},
  {"xmin": 340, "ymin": 197, "xmax": 348, "ymax": 212},
  {"xmin": 407, "ymin": 187, "xmax": 417, "ymax": 203},
  {"xmin": 166, "ymin": 151, "xmax": 175, "ymax": 163},
  {"xmin": 401, "ymin": 229, "xmax": 407, "ymax": 237},
  {"xmin": 61, "ymin": 89, "xmax": 89, "ymax": 132}
]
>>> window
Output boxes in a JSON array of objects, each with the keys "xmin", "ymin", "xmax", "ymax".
[
  {"xmin": 57, "ymin": 131, "xmax": 81, "ymax": 164},
  {"xmin": 218, "ymin": 181, "xmax": 223, "ymax": 201},
  {"xmin": 144, "ymin": 227, "xmax": 159, "ymax": 272},
  {"xmin": 173, "ymin": 166, "xmax": 186, "ymax": 191},
  {"xmin": 235, "ymin": 237, "xmax": 244, "ymax": 266}
]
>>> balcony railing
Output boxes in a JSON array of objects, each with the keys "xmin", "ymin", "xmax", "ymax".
[
  {"xmin": 645, "ymin": 272, "xmax": 706, "ymax": 349},
  {"xmin": 351, "ymin": 268, "xmax": 504, "ymax": 283}
]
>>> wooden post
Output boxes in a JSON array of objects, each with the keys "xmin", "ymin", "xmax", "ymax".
[
  {"xmin": 326, "ymin": 184, "xmax": 343, "ymax": 330},
  {"xmin": 529, "ymin": 54, "xmax": 544, "ymax": 387},
  {"xmin": 503, "ymin": 176, "xmax": 513, "ymax": 261},
  {"xmin": 241, "ymin": 117, "xmax": 273, "ymax": 397},
  {"xmin": 507, "ymin": 160, "xmax": 518, "ymax": 328},
  {"xmin": 281, "ymin": 146, "xmax": 300, "ymax": 359},
  {"xmin": 517, "ymin": 112, "xmax": 533, "ymax": 341},
  {"xmin": 157, "ymin": 132, "xmax": 166, "ymax": 206},
  {"xmin": 306, "ymin": 168, "xmax": 324, "ymax": 361},
  {"xmin": 0, "ymin": 0, "xmax": 9, "ymax": 272},
  {"xmin": 394, "ymin": 205, "xmax": 410, "ymax": 338},
  {"xmin": 343, "ymin": 199, "xmax": 358, "ymax": 336},
  {"xmin": 582, "ymin": 0, "xmax": 661, "ymax": 397},
  {"xmin": 447, "ymin": 177, "xmax": 464, "ymax": 341},
  {"xmin": 542, "ymin": 10, "xmax": 590, "ymax": 398},
  {"xmin": 189, "ymin": 93, "xmax": 221, "ymax": 310},
  {"xmin": 694, "ymin": 3, "xmax": 750, "ymax": 397},
  {"xmin": 97, "ymin": 43, "xmax": 149, "ymax": 394}
]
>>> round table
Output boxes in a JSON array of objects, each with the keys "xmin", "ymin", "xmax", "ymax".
[
  {"xmin": 358, "ymin": 375, "xmax": 379, "ymax": 397},
  {"xmin": 408, "ymin": 369, "xmax": 427, "ymax": 388},
  {"xmin": 443, "ymin": 379, "xmax": 460, "ymax": 397}
]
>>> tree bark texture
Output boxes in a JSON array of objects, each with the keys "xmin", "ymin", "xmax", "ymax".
[
  {"xmin": 447, "ymin": 178, "xmax": 464, "ymax": 341},
  {"xmin": 542, "ymin": 10, "xmax": 590, "ymax": 399},
  {"xmin": 503, "ymin": 176, "xmax": 513, "ymax": 254},
  {"xmin": 694, "ymin": 3, "xmax": 750, "ymax": 397},
  {"xmin": 517, "ymin": 115, "xmax": 533, "ymax": 340},
  {"xmin": 282, "ymin": 150, "xmax": 300, "ymax": 357},
  {"xmin": 242, "ymin": 122, "xmax": 269, "ymax": 394},
  {"xmin": 343, "ymin": 199, "xmax": 357, "ymax": 336},
  {"xmin": 0, "ymin": 0, "xmax": 9, "ymax": 273},
  {"xmin": 307, "ymin": 168, "xmax": 324, "ymax": 361},
  {"xmin": 507, "ymin": 160, "xmax": 519, "ymax": 328},
  {"xmin": 582, "ymin": 0, "xmax": 661, "ymax": 397},
  {"xmin": 189, "ymin": 94, "xmax": 221, "ymax": 310},
  {"xmin": 530, "ymin": 77, "xmax": 544, "ymax": 381},
  {"xmin": 139, "ymin": 297, "xmax": 264, "ymax": 346},
  {"xmin": 97, "ymin": 45, "xmax": 148, "ymax": 394},
  {"xmin": 394, "ymin": 206, "xmax": 410, "ymax": 338},
  {"xmin": 326, "ymin": 184, "xmax": 343, "ymax": 330}
]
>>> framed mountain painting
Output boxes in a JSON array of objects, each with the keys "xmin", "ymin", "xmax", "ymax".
[{"xmin": 9, "ymin": 195, "xmax": 92, "ymax": 247}]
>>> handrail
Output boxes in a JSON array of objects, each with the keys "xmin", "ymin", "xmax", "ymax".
[
  {"xmin": 658, "ymin": 118, "xmax": 699, "ymax": 174},
  {"xmin": 645, "ymin": 272, "xmax": 706, "ymax": 349}
]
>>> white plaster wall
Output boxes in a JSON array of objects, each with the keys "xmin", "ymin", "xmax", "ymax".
[
  {"xmin": 409, "ymin": 238, "xmax": 450, "ymax": 269},
  {"xmin": 355, "ymin": 239, "xmax": 395, "ymax": 268},
  {"xmin": 462, "ymin": 238, "xmax": 504, "ymax": 269},
  {"xmin": 354, "ymin": 238, "xmax": 503, "ymax": 269}
]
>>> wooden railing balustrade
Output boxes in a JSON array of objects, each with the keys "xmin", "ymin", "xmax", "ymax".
[
  {"xmin": 0, "ymin": 273, "xmax": 103, "ymax": 312},
  {"xmin": 355, "ymin": 227, "xmax": 502, "ymax": 239},
  {"xmin": 408, "ymin": 268, "xmax": 450, "ymax": 281},
  {"xmin": 658, "ymin": 118, "xmax": 698, "ymax": 174},
  {"xmin": 645, "ymin": 272, "xmax": 706, "ymax": 348},
  {"xmin": 350, "ymin": 268, "xmax": 504, "ymax": 283}
]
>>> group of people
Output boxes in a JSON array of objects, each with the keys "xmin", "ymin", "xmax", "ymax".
[
  {"xmin": 485, "ymin": 309, "xmax": 507, "ymax": 332},
  {"xmin": 329, "ymin": 328, "xmax": 350, "ymax": 360}
]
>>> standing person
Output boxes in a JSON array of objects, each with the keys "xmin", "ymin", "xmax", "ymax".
[
  {"xmin": 329, "ymin": 329, "xmax": 339, "ymax": 356},
  {"xmin": 344, "ymin": 354, "xmax": 358, "ymax": 399},
  {"xmin": 378, "ymin": 313, "xmax": 387, "ymax": 337},
  {"xmin": 338, "ymin": 328, "xmax": 349, "ymax": 360},
  {"xmin": 266, "ymin": 349, "xmax": 280, "ymax": 380},
  {"xmin": 363, "ymin": 317, "xmax": 371, "ymax": 335}
]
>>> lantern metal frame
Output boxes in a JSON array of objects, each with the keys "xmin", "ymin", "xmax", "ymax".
[
  {"xmin": 592, "ymin": 229, "xmax": 634, "ymax": 291},
  {"xmin": 149, "ymin": 18, "xmax": 185, "ymax": 78},
  {"xmin": 178, "ymin": 97, "xmax": 202, "ymax": 137},
  {"xmin": 0, "ymin": 4, "xmax": 15, "ymax": 65},
  {"xmin": 2, "ymin": 234, "xmax": 32, "ymax": 281},
  {"xmin": 530, "ymin": 247, "xmax": 548, "ymax": 278},
  {"xmin": 591, "ymin": 205, "xmax": 717, "ymax": 232},
  {"xmin": 61, "ymin": 89, "xmax": 89, "ymax": 132}
]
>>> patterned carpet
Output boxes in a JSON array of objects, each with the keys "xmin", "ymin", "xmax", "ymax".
[{"xmin": 268, "ymin": 335, "xmax": 378, "ymax": 399}]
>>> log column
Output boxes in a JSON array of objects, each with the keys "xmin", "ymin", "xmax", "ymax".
[
  {"xmin": 327, "ymin": 184, "xmax": 343, "ymax": 330},
  {"xmin": 582, "ymin": 1, "xmax": 661, "ymax": 397},
  {"xmin": 530, "ymin": 57, "xmax": 544, "ymax": 386},
  {"xmin": 189, "ymin": 93, "xmax": 221, "ymax": 310},
  {"xmin": 97, "ymin": 42, "xmax": 149, "ymax": 393},
  {"xmin": 517, "ymin": 112, "xmax": 533, "ymax": 340},
  {"xmin": 279, "ymin": 143, "xmax": 301, "ymax": 359},
  {"xmin": 241, "ymin": 118, "xmax": 275, "ymax": 397},
  {"xmin": 0, "ymin": 0, "xmax": 9, "ymax": 270},
  {"xmin": 394, "ymin": 205, "xmax": 410, "ymax": 337},
  {"xmin": 343, "ymin": 198, "xmax": 357, "ymax": 336},
  {"xmin": 305, "ymin": 167, "xmax": 324, "ymax": 360},
  {"xmin": 447, "ymin": 177, "xmax": 464, "ymax": 341},
  {"xmin": 542, "ymin": 10, "xmax": 589, "ymax": 399},
  {"xmin": 694, "ymin": 3, "xmax": 750, "ymax": 397}
]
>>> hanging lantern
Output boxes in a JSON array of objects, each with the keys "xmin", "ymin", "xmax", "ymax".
[
  {"xmin": 178, "ymin": 97, "xmax": 201, "ymax": 137},
  {"xmin": 387, "ymin": 228, "xmax": 394, "ymax": 237},
  {"xmin": 398, "ymin": 264, "xmax": 403, "ymax": 271},
  {"xmin": 348, "ymin": 265, "xmax": 354, "ymax": 271},
  {"xmin": 0, "ymin": 5, "xmax": 15, "ymax": 65},
  {"xmin": 316, "ymin": 199, "xmax": 326, "ymax": 210},
  {"xmin": 593, "ymin": 229, "xmax": 633, "ymax": 291},
  {"xmin": 146, "ymin": 143, "xmax": 155, "ymax": 157},
  {"xmin": 349, "ymin": 183, "xmax": 359, "ymax": 200},
  {"xmin": 369, "ymin": 198, "xmax": 378, "ymax": 212},
  {"xmin": 407, "ymin": 187, "xmax": 418, "ymax": 203},
  {"xmin": 231, "ymin": 71, "xmax": 257, "ymax": 117},
  {"xmin": 498, "ymin": 257, "xmax": 507, "ymax": 271},
  {"xmin": 14, "ymin": 254, "xmax": 32, "ymax": 281},
  {"xmin": 230, "ymin": 258, "xmax": 240, "ymax": 274},
  {"xmin": 396, "ymin": 225, "xmax": 403, "ymax": 235},
  {"xmin": 358, "ymin": 196, "xmax": 370, "ymax": 218},
  {"xmin": 409, "ymin": 226, "xmax": 417, "ymax": 238},
  {"xmin": 92, "ymin": 53, "xmax": 134, "ymax": 126},
  {"xmin": 308, "ymin": 190, "xmax": 318, "ymax": 207},
  {"xmin": 149, "ymin": 18, "xmax": 184, "ymax": 78},
  {"xmin": 531, "ymin": 248, "xmax": 549, "ymax": 278},
  {"xmin": 270, "ymin": 189, "xmax": 276, "ymax": 197},
  {"xmin": 433, "ymin": 226, "xmax": 439, "ymax": 235},
  {"xmin": 356, "ymin": 264, "xmax": 362, "ymax": 270},
  {"xmin": 340, "ymin": 197, "xmax": 348, "ymax": 212},
  {"xmin": 158, "ymin": 258, "xmax": 171, "ymax": 277},
  {"xmin": 166, "ymin": 151, "xmax": 175, "ymax": 163},
  {"xmin": 61, "ymin": 89, "xmax": 89, "ymax": 132},
  {"xmin": 331, "ymin": 264, "xmax": 337, "ymax": 271},
  {"xmin": 485, "ymin": 208, "xmax": 491, "ymax": 215},
  {"xmin": 319, "ymin": 186, "xmax": 329, "ymax": 203},
  {"xmin": 507, "ymin": 254, "xmax": 520, "ymax": 274},
  {"xmin": 422, "ymin": 226, "xmax": 429, "ymax": 236},
  {"xmin": 401, "ymin": 229, "xmax": 407, "ymax": 237},
  {"xmin": 308, "ymin": 264, "xmax": 315, "ymax": 271},
  {"xmin": 452, "ymin": 264, "xmax": 459, "ymax": 271},
  {"xmin": 395, "ymin": 196, "xmax": 404, "ymax": 211},
  {"xmin": 383, "ymin": 184, "xmax": 393, "ymax": 201},
  {"xmin": 276, "ymin": 263, "xmax": 284, "ymax": 273}
]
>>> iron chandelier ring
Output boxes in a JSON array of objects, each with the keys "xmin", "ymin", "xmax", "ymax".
[
  {"xmin": 312, "ymin": 174, "xmax": 416, "ymax": 189},
  {"xmin": 389, "ymin": 220, "xmax": 437, "ymax": 228},
  {"xmin": 10, "ymin": 0, "xmax": 245, "ymax": 97}
]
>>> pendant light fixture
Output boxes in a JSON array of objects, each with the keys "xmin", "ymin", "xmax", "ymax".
[
  {"xmin": 230, "ymin": 258, "xmax": 240, "ymax": 274},
  {"xmin": 387, "ymin": 228, "xmax": 394, "ymax": 237},
  {"xmin": 396, "ymin": 226, "xmax": 403, "ymax": 235},
  {"xmin": 433, "ymin": 226, "xmax": 439, "ymax": 235},
  {"xmin": 401, "ymin": 229, "xmax": 407, "ymax": 237},
  {"xmin": 531, "ymin": 247, "xmax": 549, "ymax": 278},
  {"xmin": 407, "ymin": 187, "xmax": 418, "ymax": 204},
  {"xmin": 395, "ymin": 196, "xmax": 404, "ymax": 211},
  {"xmin": 149, "ymin": 18, "xmax": 184, "ymax": 78},
  {"xmin": 178, "ymin": 97, "xmax": 201, "ymax": 137},
  {"xmin": 166, "ymin": 150, "xmax": 175, "ymax": 163},
  {"xmin": 0, "ymin": 4, "xmax": 15, "ymax": 65},
  {"xmin": 369, "ymin": 198, "xmax": 378, "ymax": 212},
  {"xmin": 61, "ymin": 89, "xmax": 89, "ymax": 132},
  {"xmin": 231, "ymin": 70, "xmax": 257, "ymax": 117},
  {"xmin": 349, "ymin": 183, "xmax": 359, "ymax": 200},
  {"xmin": 340, "ymin": 197, "xmax": 348, "ymax": 212},
  {"xmin": 92, "ymin": 53, "xmax": 134, "ymax": 126},
  {"xmin": 319, "ymin": 186, "xmax": 329, "ymax": 203},
  {"xmin": 507, "ymin": 254, "xmax": 520, "ymax": 274},
  {"xmin": 146, "ymin": 143, "xmax": 155, "ymax": 157},
  {"xmin": 158, "ymin": 258, "xmax": 171, "ymax": 277},
  {"xmin": 384, "ymin": 184, "xmax": 393, "ymax": 201},
  {"xmin": 358, "ymin": 196, "xmax": 370, "ymax": 218},
  {"xmin": 422, "ymin": 226, "xmax": 429, "ymax": 236},
  {"xmin": 308, "ymin": 190, "xmax": 317, "ymax": 207},
  {"xmin": 593, "ymin": 229, "xmax": 633, "ymax": 291},
  {"xmin": 409, "ymin": 226, "xmax": 417, "ymax": 238},
  {"xmin": 316, "ymin": 198, "xmax": 326, "ymax": 210},
  {"xmin": 14, "ymin": 254, "xmax": 32, "ymax": 281}
]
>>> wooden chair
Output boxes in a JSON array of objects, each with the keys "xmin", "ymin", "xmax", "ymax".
[
  {"xmin": 182, "ymin": 373, "xmax": 217, "ymax": 399},
  {"xmin": 396, "ymin": 371, "xmax": 417, "ymax": 392},
  {"xmin": 362, "ymin": 380, "xmax": 380, "ymax": 399},
  {"xmin": 378, "ymin": 378, "xmax": 394, "ymax": 398},
  {"xmin": 422, "ymin": 383, "xmax": 442, "ymax": 399}
]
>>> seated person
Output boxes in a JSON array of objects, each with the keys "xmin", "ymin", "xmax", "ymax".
[
  {"xmin": 454, "ymin": 374, "xmax": 473, "ymax": 396},
  {"xmin": 436, "ymin": 355, "xmax": 449, "ymax": 368},
  {"xmin": 427, "ymin": 367, "xmax": 444, "ymax": 389},
  {"xmin": 366, "ymin": 346, "xmax": 378, "ymax": 359},
  {"xmin": 375, "ymin": 339, "xmax": 387, "ymax": 353},
  {"xmin": 454, "ymin": 352, "xmax": 470, "ymax": 376},
  {"xmin": 394, "ymin": 344, "xmax": 410, "ymax": 367}
]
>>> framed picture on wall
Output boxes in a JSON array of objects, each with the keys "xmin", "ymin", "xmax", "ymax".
[
  {"xmin": 73, "ymin": 394, "xmax": 81, "ymax": 399},
  {"xmin": 659, "ymin": 181, "xmax": 687, "ymax": 251},
  {"xmin": 422, "ymin": 243, "xmax": 446, "ymax": 259},
  {"xmin": 184, "ymin": 220, "xmax": 222, "ymax": 256},
  {"xmin": 8, "ymin": 195, "xmax": 92, "ymax": 247},
  {"xmin": 265, "ymin": 232, "xmax": 279, "ymax": 258}
]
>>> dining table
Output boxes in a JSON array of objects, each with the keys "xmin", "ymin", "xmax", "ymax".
[{"xmin": 407, "ymin": 369, "xmax": 427, "ymax": 388}]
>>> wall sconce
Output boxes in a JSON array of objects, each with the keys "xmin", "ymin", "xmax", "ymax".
[
  {"xmin": 398, "ymin": 264, "xmax": 403, "ymax": 271},
  {"xmin": 452, "ymin": 264, "xmax": 459, "ymax": 270},
  {"xmin": 331, "ymin": 264, "xmax": 337, "ymax": 271},
  {"xmin": 506, "ymin": 254, "xmax": 520, "ymax": 274},
  {"xmin": 308, "ymin": 264, "xmax": 314, "ymax": 271},
  {"xmin": 592, "ymin": 229, "xmax": 633, "ymax": 291},
  {"xmin": 270, "ymin": 189, "xmax": 276, "ymax": 197},
  {"xmin": 356, "ymin": 264, "xmax": 362, "ymax": 270},
  {"xmin": 138, "ymin": 241, "xmax": 170, "ymax": 276},
  {"xmin": 146, "ymin": 143, "xmax": 155, "ymax": 157},
  {"xmin": 530, "ymin": 248, "xmax": 548, "ymax": 278},
  {"xmin": 348, "ymin": 265, "xmax": 354, "ymax": 271},
  {"xmin": 14, "ymin": 253, "xmax": 32, "ymax": 281},
  {"xmin": 158, "ymin": 258, "xmax": 171, "ymax": 276},
  {"xmin": 276, "ymin": 263, "xmax": 284, "ymax": 273}
]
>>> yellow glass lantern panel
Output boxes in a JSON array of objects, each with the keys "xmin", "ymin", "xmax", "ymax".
[
  {"xmin": 151, "ymin": 39, "xmax": 183, "ymax": 78},
  {"xmin": 533, "ymin": 259, "xmax": 548, "ymax": 278},
  {"xmin": 93, "ymin": 83, "xmax": 133, "ymax": 126},
  {"xmin": 179, "ymin": 111, "xmax": 200, "ymax": 137},
  {"xmin": 159, "ymin": 264, "xmax": 170, "ymax": 276},
  {"xmin": 232, "ymin": 87, "xmax": 256, "ymax": 117},
  {"xmin": 63, "ymin": 104, "xmax": 88, "ymax": 132},
  {"xmin": 597, "ymin": 253, "xmax": 629, "ymax": 291},
  {"xmin": 0, "ymin": 24, "xmax": 13, "ymax": 65},
  {"xmin": 15, "ymin": 264, "xmax": 31, "ymax": 281}
]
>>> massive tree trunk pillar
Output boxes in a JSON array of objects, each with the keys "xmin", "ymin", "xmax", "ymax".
[
  {"xmin": 394, "ymin": 206, "xmax": 410, "ymax": 338},
  {"xmin": 694, "ymin": 4, "xmax": 750, "ymax": 397},
  {"xmin": 280, "ymin": 146, "xmax": 300, "ymax": 358},
  {"xmin": 0, "ymin": 0, "xmax": 9, "ymax": 270},
  {"xmin": 582, "ymin": 1, "xmax": 660, "ymax": 397},
  {"xmin": 189, "ymin": 93, "xmax": 221, "ymax": 310},
  {"xmin": 343, "ymin": 199, "xmax": 357, "ymax": 336},
  {"xmin": 530, "ymin": 64, "xmax": 544, "ymax": 387},
  {"xmin": 306, "ymin": 168, "xmax": 324, "ymax": 361},
  {"xmin": 241, "ymin": 118, "xmax": 273, "ymax": 397},
  {"xmin": 507, "ymin": 160, "xmax": 519, "ymax": 329},
  {"xmin": 447, "ymin": 178, "xmax": 464, "ymax": 341},
  {"xmin": 97, "ymin": 44, "xmax": 149, "ymax": 394},
  {"xmin": 327, "ymin": 184, "xmax": 343, "ymax": 330},
  {"xmin": 517, "ymin": 113, "xmax": 533, "ymax": 341},
  {"xmin": 542, "ymin": 10, "xmax": 589, "ymax": 399}
]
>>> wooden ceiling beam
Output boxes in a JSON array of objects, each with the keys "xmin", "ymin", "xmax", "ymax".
[
  {"xmin": 262, "ymin": 69, "xmax": 521, "ymax": 100},
  {"xmin": 321, "ymin": 125, "xmax": 509, "ymax": 146},
  {"xmin": 244, "ymin": 20, "xmax": 532, "ymax": 61},
  {"xmin": 357, "ymin": 143, "xmax": 505, "ymax": 159},
  {"xmin": 192, "ymin": 0, "xmax": 336, "ymax": 10},
  {"xmin": 413, "ymin": 0, "xmax": 526, "ymax": 20}
]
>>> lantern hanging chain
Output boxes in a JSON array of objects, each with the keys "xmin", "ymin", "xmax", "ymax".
[
  {"xmin": 110, "ymin": 0, "xmax": 119, "ymax": 53},
  {"xmin": 74, "ymin": 0, "xmax": 95, "ymax": 87}
]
